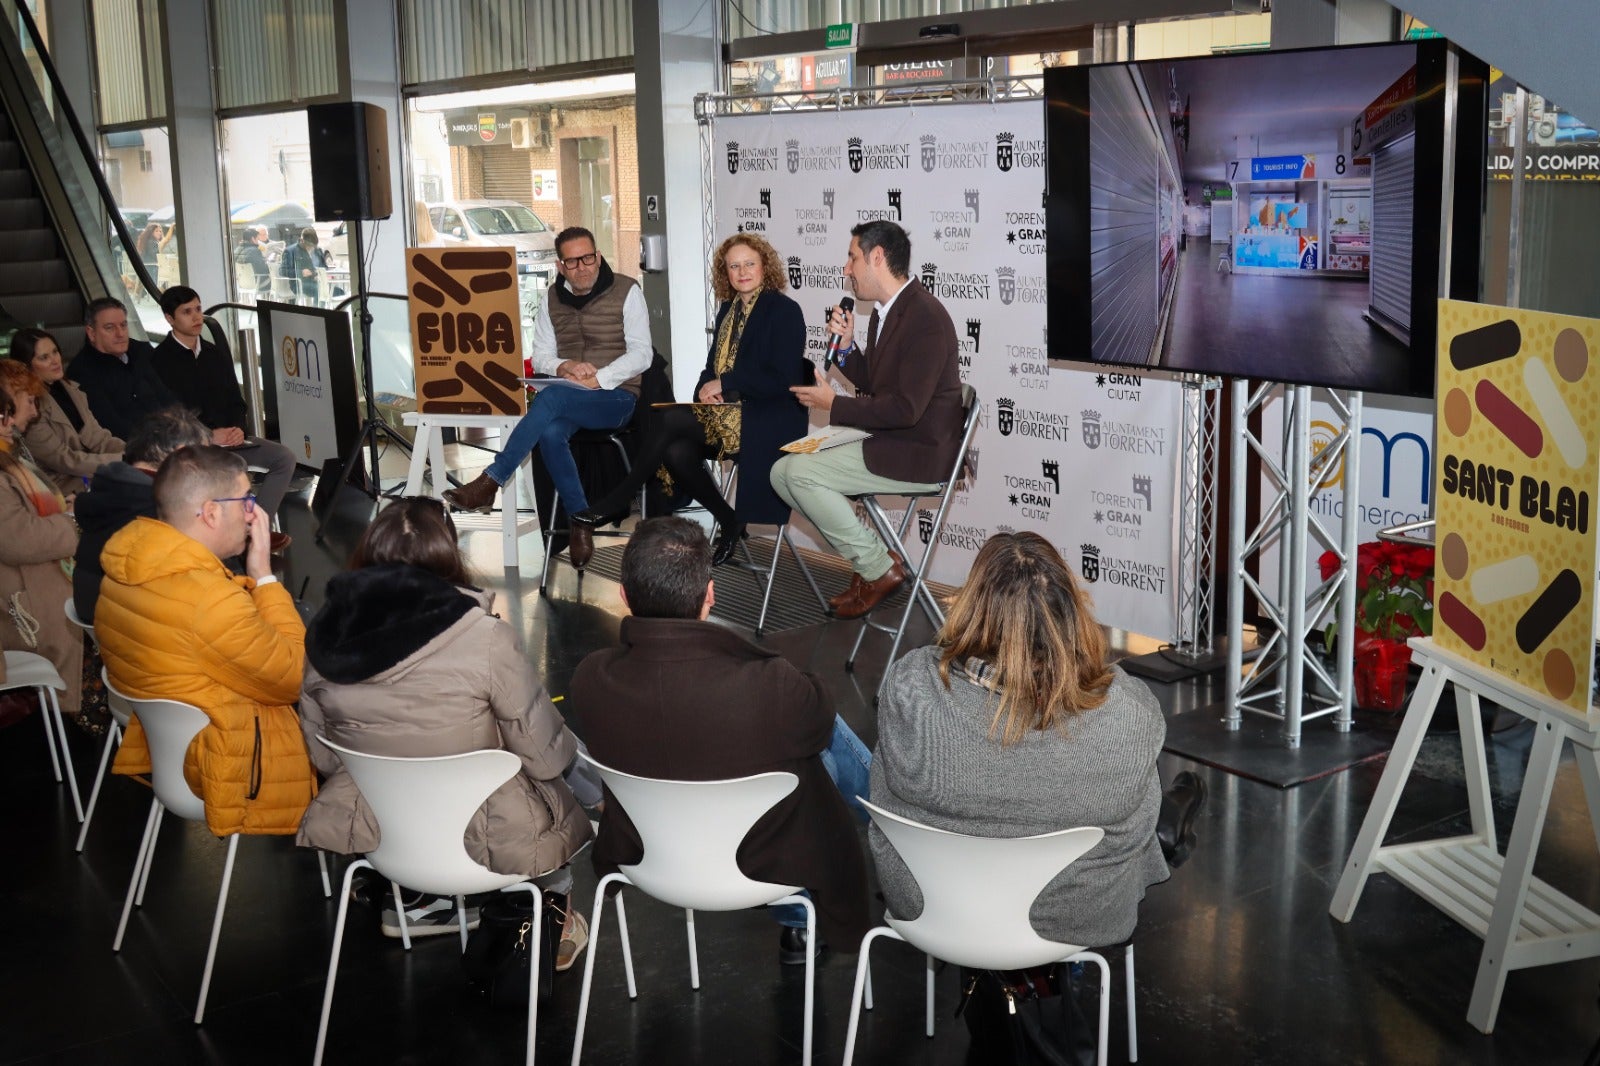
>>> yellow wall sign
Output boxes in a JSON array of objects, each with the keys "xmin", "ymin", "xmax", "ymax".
[
  {"xmin": 405, "ymin": 246, "xmax": 526, "ymax": 416},
  {"xmin": 1434, "ymin": 299, "xmax": 1600, "ymax": 709}
]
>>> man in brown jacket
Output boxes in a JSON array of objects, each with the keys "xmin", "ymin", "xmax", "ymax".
[
  {"xmin": 571, "ymin": 517, "xmax": 871, "ymax": 964},
  {"xmin": 443, "ymin": 226, "xmax": 652, "ymax": 570},
  {"xmin": 776, "ymin": 220, "xmax": 964, "ymax": 619}
]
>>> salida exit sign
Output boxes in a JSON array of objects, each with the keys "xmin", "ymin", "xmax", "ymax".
[{"xmin": 825, "ymin": 23, "xmax": 854, "ymax": 48}]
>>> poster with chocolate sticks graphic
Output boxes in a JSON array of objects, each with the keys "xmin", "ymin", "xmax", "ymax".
[
  {"xmin": 1434, "ymin": 299, "xmax": 1600, "ymax": 710},
  {"xmin": 406, "ymin": 247, "xmax": 527, "ymax": 416}
]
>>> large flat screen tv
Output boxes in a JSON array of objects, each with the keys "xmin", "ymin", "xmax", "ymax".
[{"xmin": 1045, "ymin": 39, "xmax": 1487, "ymax": 398}]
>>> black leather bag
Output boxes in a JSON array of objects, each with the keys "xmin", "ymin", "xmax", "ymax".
[
  {"xmin": 461, "ymin": 894, "xmax": 561, "ymax": 1008},
  {"xmin": 956, "ymin": 964, "xmax": 1096, "ymax": 1066}
]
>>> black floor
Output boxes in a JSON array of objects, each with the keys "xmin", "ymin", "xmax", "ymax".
[
  {"xmin": 1159, "ymin": 240, "xmax": 1414, "ymax": 395},
  {"xmin": 5, "ymin": 482, "xmax": 1600, "ymax": 1065}
]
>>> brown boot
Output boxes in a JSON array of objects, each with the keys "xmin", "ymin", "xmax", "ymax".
[
  {"xmin": 568, "ymin": 514, "xmax": 597, "ymax": 570},
  {"xmin": 442, "ymin": 472, "xmax": 500, "ymax": 513},
  {"xmin": 834, "ymin": 557, "xmax": 907, "ymax": 620},
  {"xmin": 827, "ymin": 573, "xmax": 865, "ymax": 613}
]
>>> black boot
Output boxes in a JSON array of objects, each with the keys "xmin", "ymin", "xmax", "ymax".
[{"xmin": 1157, "ymin": 770, "xmax": 1207, "ymax": 868}]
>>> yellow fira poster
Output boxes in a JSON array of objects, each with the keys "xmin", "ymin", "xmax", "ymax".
[{"xmin": 1434, "ymin": 299, "xmax": 1600, "ymax": 709}]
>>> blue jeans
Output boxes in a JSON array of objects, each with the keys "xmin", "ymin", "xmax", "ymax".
[
  {"xmin": 773, "ymin": 715, "xmax": 871, "ymax": 930},
  {"xmin": 485, "ymin": 385, "xmax": 636, "ymax": 515}
]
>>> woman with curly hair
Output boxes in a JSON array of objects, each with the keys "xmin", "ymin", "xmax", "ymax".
[{"xmin": 572, "ymin": 232, "xmax": 808, "ymax": 565}]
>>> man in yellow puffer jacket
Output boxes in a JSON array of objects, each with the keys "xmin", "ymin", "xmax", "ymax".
[{"xmin": 98, "ymin": 444, "xmax": 314, "ymax": 836}]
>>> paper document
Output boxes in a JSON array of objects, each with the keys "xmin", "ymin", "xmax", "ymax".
[
  {"xmin": 521, "ymin": 376, "xmax": 593, "ymax": 391},
  {"xmin": 780, "ymin": 426, "xmax": 872, "ymax": 454}
]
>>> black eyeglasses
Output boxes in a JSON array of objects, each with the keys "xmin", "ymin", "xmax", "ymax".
[{"xmin": 559, "ymin": 252, "xmax": 598, "ymax": 269}]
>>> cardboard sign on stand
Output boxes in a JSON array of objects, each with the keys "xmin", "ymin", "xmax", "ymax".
[{"xmin": 405, "ymin": 246, "xmax": 525, "ymax": 417}]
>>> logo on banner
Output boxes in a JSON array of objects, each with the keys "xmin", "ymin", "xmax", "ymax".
[
  {"xmin": 1041, "ymin": 459, "xmax": 1060, "ymax": 494},
  {"xmin": 725, "ymin": 140, "xmax": 777, "ymax": 174},
  {"xmin": 1092, "ymin": 373, "xmax": 1143, "ymax": 401},
  {"xmin": 889, "ymin": 189, "xmax": 902, "ymax": 220},
  {"xmin": 786, "ymin": 139, "xmax": 800, "ymax": 174},
  {"xmin": 846, "ymin": 136, "xmax": 909, "ymax": 173},
  {"xmin": 280, "ymin": 335, "xmax": 323, "ymax": 398},
  {"xmin": 785, "ymin": 258, "xmax": 846, "ymax": 292},
  {"xmin": 860, "ymin": 190, "xmax": 903, "ymax": 223},
  {"xmin": 1082, "ymin": 412, "xmax": 1166, "ymax": 456},
  {"xmin": 1080, "ymin": 544, "xmax": 1101, "ymax": 582},
  {"xmin": 1006, "ymin": 462, "xmax": 1058, "ymax": 520},
  {"xmin": 998, "ymin": 266, "xmax": 1016, "ymax": 305},
  {"xmin": 787, "ymin": 256, "xmax": 802, "ymax": 289},
  {"xmin": 1091, "ymin": 479, "xmax": 1150, "ymax": 542},
  {"xmin": 823, "ymin": 188, "xmax": 835, "ymax": 219},
  {"xmin": 964, "ymin": 319, "xmax": 982, "ymax": 355},
  {"xmin": 995, "ymin": 131, "xmax": 1045, "ymax": 171},
  {"xmin": 478, "ymin": 114, "xmax": 497, "ymax": 143},
  {"xmin": 1081, "ymin": 409, "xmax": 1102, "ymax": 449},
  {"xmin": 917, "ymin": 510, "xmax": 989, "ymax": 550},
  {"xmin": 996, "ymin": 266, "xmax": 1047, "ymax": 306},
  {"xmin": 967, "ymin": 189, "xmax": 980, "ymax": 222},
  {"xmin": 996, "ymin": 397, "xmax": 1067, "ymax": 440},
  {"xmin": 848, "ymin": 137, "xmax": 863, "ymax": 173},
  {"xmin": 921, "ymin": 135, "xmax": 937, "ymax": 173},
  {"xmin": 964, "ymin": 446, "xmax": 980, "ymax": 486},
  {"xmin": 1133, "ymin": 475, "xmax": 1152, "ymax": 510},
  {"xmin": 919, "ymin": 262, "xmax": 990, "ymax": 301},
  {"xmin": 1006, "ymin": 341, "xmax": 1050, "ymax": 391}
]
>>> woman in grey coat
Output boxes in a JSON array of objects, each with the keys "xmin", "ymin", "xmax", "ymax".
[
  {"xmin": 869, "ymin": 531, "xmax": 1170, "ymax": 949},
  {"xmin": 297, "ymin": 497, "xmax": 594, "ymax": 965}
]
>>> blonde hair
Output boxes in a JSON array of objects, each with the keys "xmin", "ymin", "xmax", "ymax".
[
  {"xmin": 936, "ymin": 532, "xmax": 1114, "ymax": 745},
  {"xmin": 710, "ymin": 233, "xmax": 787, "ymax": 302}
]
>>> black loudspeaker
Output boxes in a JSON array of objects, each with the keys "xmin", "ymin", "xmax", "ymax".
[{"xmin": 307, "ymin": 101, "xmax": 392, "ymax": 222}]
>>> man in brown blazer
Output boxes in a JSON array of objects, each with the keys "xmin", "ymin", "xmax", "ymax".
[
  {"xmin": 775, "ymin": 220, "xmax": 963, "ymax": 619},
  {"xmin": 571, "ymin": 517, "xmax": 871, "ymax": 963}
]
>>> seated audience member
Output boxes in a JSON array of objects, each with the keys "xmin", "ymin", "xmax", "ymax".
[
  {"xmin": 150, "ymin": 285, "xmax": 296, "ymax": 550},
  {"xmin": 98, "ymin": 445, "xmax": 314, "ymax": 837},
  {"xmin": 0, "ymin": 383, "xmax": 82, "ymax": 718},
  {"xmin": 72, "ymin": 409, "xmax": 210, "ymax": 625},
  {"xmin": 67, "ymin": 297, "xmax": 179, "ymax": 440},
  {"xmin": 233, "ymin": 226, "xmax": 271, "ymax": 296},
  {"xmin": 8, "ymin": 328, "xmax": 124, "ymax": 495},
  {"xmin": 572, "ymin": 516, "xmax": 871, "ymax": 963},
  {"xmin": 870, "ymin": 532, "xmax": 1174, "ymax": 950},
  {"xmin": 297, "ymin": 498, "xmax": 594, "ymax": 959}
]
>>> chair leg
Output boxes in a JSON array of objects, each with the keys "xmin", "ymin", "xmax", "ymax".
[
  {"xmin": 314, "ymin": 858, "xmax": 372, "ymax": 1066},
  {"xmin": 615, "ymin": 893, "xmax": 636, "ymax": 998},
  {"xmin": 44, "ymin": 687, "xmax": 84, "ymax": 821},
  {"xmin": 1067, "ymin": 950, "xmax": 1112, "ymax": 1066},
  {"xmin": 113, "ymin": 797, "xmax": 161, "ymax": 951},
  {"xmin": 194, "ymin": 833, "xmax": 241, "ymax": 1024},
  {"xmin": 392, "ymin": 880, "xmax": 412, "ymax": 951},
  {"xmin": 685, "ymin": 908, "xmax": 699, "ymax": 990},
  {"xmin": 136, "ymin": 807, "xmax": 162, "ymax": 905},
  {"xmin": 457, "ymin": 895, "xmax": 470, "ymax": 954},
  {"xmin": 75, "ymin": 721, "xmax": 122, "ymax": 853},
  {"xmin": 573, "ymin": 872, "xmax": 629, "ymax": 1065},
  {"xmin": 842, "ymin": 926, "xmax": 900, "ymax": 1066},
  {"xmin": 317, "ymin": 850, "xmax": 332, "ymax": 898},
  {"xmin": 755, "ymin": 531, "xmax": 785, "ymax": 637},
  {"xmin": 1125, "ymin": 943, "xmax": 1137, "ymax": 1063},
  {"xmin": 38, "ymin": 686, "xmax": 61, "ymax": 783},
  {"xmin": 785, "ymin": 894, "xmax": 816, "ymax": 1066},
  {"xmin": 507, "ymin": 882, "xmax": 542, "ymax": 1066},
  {"xmin": 924, "ymin": 952, "xmax": 936, "ymax": 1038}
]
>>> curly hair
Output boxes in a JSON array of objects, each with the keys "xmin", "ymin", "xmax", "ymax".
[
  {"xmin": 0, "ymin": 357, "xmax": 46, "ymax": 400},
  {"xmin": 711, "ymin": 232, "xmax": 787, "ymax": 303}
]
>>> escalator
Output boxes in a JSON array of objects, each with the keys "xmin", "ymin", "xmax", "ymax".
[{"xmin": 0, "ymin": 1, "xmax": 152, "ymax": 352}]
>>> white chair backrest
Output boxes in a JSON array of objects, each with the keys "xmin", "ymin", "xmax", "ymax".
[
  {"xmin": 318, "ymin": 736, "xmax": 527, "ymax": 897},
  {"xmin": 587, "ymin": 754, "xmax": 803, "ymax": 910},
  {"xmin": 863, "ymin": 798, "xmax": 1105, "ymax": 970},
  {"xmin": 127, "ymin": 697, "xmax": 211, "ymax": 822},
  {"xmin": 100, "ymin": 668, "xmax": 133, "ymax": 730},
  {"xmin": 64, "ymin": 597, "xmax": 91, "ymax": 638}
]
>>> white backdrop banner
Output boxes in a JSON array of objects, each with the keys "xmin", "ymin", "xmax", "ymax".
[{"xmin": 711, "ymin": 101, "xmax": 1183, "ymax": 640}]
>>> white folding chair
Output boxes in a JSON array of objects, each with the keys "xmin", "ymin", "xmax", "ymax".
[
  {"xmin": 4, "ymin": 649, "xmax": 82, "ymax": 821},
  {"xmin": 75, "ymin": 667, "xmax": 133, "ymax": 852},
  {"xmin": 843, "ymin": 800, "xmax": 1138, "ymax": 1066},
  {"xmin": 111, "ymin": 695, "xmax": 330, "ymax": 1024},
  {"xmin": 313, "ymin": 738, "xmax": 546, "ymax": 1066},
  {"xmin": 571, "ymin": 757, "xmax": 818, "ymax": 1066},
  {"xmin": 704, "ymin": 461, "xmax": 829, "ymax": 637},
  {"xmin": 844, "ymin": 385, "xmax": 980, "ymax": 688}
]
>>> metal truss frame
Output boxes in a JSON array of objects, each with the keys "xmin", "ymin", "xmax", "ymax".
[{"xmin": 1225, "ymin": 381, "xmax": 1361, "ymax": 746}]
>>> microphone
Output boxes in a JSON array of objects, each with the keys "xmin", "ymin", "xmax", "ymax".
[{"xmin": 824, "ymin": 297, "xmax": 855, "ymax": 370}]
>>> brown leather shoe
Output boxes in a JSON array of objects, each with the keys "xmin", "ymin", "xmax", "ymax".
[
  {"xmin": 834, "ymin": 557, "xmax": 907, "ymax": 620},
  {"xmin": 442, "ymin": 472, "xmax": 500, "ymax": 513},
  {"xmin": 827, "ymin": 573, "xmax": 865, "ymax": 612},
  {"xmin": 268, "ymin": 531, "xmax": 293, "ymax": 554},
  {"xmin": 568, "ymin": 515, "xmax": 596, "ymax": 570}
]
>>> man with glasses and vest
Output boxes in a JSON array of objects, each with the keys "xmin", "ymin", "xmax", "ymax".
[
  {"xmin": 444, "ymin": 226, "xmax": 652, "ymax": 568},
  {"xmin": 96, "ymin": 445, "xmax": 315, "ymax": 838}
]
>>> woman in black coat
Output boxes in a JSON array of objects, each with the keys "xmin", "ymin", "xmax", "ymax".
[{"xmin": 574, "ymin": 233, "xmax": 808, "ymax": 564}]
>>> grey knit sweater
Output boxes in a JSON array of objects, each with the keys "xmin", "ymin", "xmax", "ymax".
[{"xmin": 868, "ymin": 645, "xmax": 1170, "ymax": 948}]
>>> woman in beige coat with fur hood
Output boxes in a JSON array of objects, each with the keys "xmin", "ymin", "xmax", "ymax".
[{"xmin": 297, "ymin": 498, "xmax": 593, "ymax": 961}]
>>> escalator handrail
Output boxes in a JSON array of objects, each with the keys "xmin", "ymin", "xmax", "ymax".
[{"xmin": 10, "ymin": 1, "xmax": 159, "ymax": 302}]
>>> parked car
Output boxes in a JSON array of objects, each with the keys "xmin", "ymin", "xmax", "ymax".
[{"xmin": 426, "ymin": 199, "xmax": 559, "ymax": 275}]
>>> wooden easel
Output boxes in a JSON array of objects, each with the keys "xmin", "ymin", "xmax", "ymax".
[{"xmin": 1330, "ymin": 637, "xmax": 1600, "ymax": 1032}]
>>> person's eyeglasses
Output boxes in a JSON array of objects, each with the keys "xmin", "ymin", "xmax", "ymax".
[
  {"xmin": 559, "ymin": 252, "xmax": 598, "ymax": 269},
  {"xmin": 199, "ymin": 492, "xmax": 257, "ymax": 517}
]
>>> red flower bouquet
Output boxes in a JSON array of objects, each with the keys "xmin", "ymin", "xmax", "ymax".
[{"xmin": 1319, "ymin": 540, "xmax": 1435, "ymax": 710}]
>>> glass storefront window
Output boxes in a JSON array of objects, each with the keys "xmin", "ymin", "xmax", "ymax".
[
  {"xmin": 218, "ymin": 111, "xmax": 352, "ymax": 309},
  {"xmin": 99, "ymin": 126, "xmax": 179, "ymax": 332}
]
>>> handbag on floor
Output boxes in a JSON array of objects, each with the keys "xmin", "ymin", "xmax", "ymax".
[
  {"xmin": 461, "ymin": 893, "xmax": 561, "ymax": 1008},
  {"xmin": 956, "ymin": 963, "xmax": 1097, "ymax": 1066}
]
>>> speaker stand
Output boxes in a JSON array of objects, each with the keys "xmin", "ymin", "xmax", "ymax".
[{"xmin": 314, "ymin": 215, "xmax": 412, "ymax": 542}]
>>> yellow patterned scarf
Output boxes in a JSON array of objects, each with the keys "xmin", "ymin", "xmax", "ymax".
[{"xmin": 658, "ymin": 292, "xmax": 755, "ymax": 495}]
